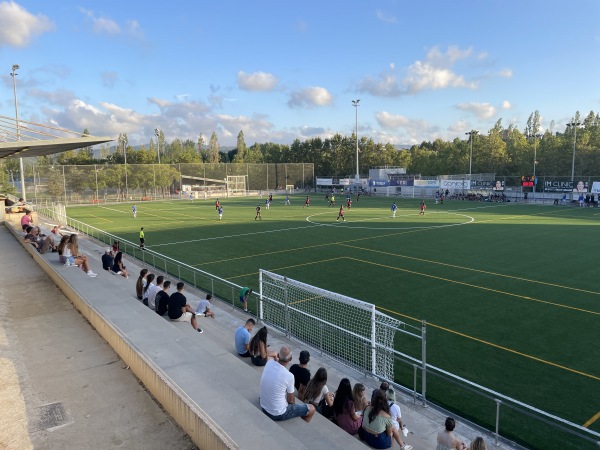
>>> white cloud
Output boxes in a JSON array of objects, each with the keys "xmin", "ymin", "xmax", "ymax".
[
  {"xmin": 501, "ymin": 100, "xmax": 511, "ymax": 109},
  {"xmin": 375, "ymin": 111, "xmax": 441, "ymax": 144},
  {"xmin": 403, "ymin": 61, "xmax": 477, "ymax": 93},
  {"xmin": 376, "ymin": 111, "xmax": 411, "ymax": 129},
  {"xmin": 288, "ymin": 87, "xmax": 333, "ymax": 108},
  {"xmin": 357, "ymin": 45, "xmax": 478, "ymax": 97},
  {"xmin": 447, "ymin": 120, "xmax": 470, "ymax": 133},
  {"xmin": 375, "ymin": 9, "xmax": 397, "ymax": 23},
  {"xmin": 357, "ymin": 71, "xmax": 403, "ymax": 97},
  {"xmin": 456, "ymin": 102, "xmax": 497, "ymax": 119},
  {"xmin": 0, "ymin": 1, "xmax": 54, "ymax": 47},
  {"xmin": 499, "ymin": 68, "xmax": 513, "ymax": 78},
  {"xmin": 79, "ymin": 8, "xmax": 143, "ymax": 38},
  {"xmin": 237, "ymin": 71, "xmax": 278, "ymax": 92}
]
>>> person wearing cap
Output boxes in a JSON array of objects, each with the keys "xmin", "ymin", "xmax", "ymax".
[
  {"xmin": 386, "ymin": 387, "xmax": 407, "ymax": 434},
  {"xmin": 102, "ymin": 248, "xmax": 114, "ymax": 271},
  {"xmin": 289, "ymin": 350, "xmax": 311, "ymax": 399},
  {"xmin": 259, "ymin": 345, "xmax": 316, "ymax": 423}
]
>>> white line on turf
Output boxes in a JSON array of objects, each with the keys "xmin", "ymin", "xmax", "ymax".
[
  {"xmin": 98, "ymin": 206, "xmax": 128, "ymax": 214},
  {"xmin": 149, "ymin": 223, "xmax": 326, "ymax": 247}
]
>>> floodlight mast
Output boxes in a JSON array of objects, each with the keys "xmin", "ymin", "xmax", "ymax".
[
  {"xmin": 352, "ymin": 99, "xmax": 360, "ymax": 189},
  {"xmin": 11, "ymin": 64, "xmax": 26, "ymax": 201},
  {"xmin": 154, "ymin": 128, "xmax": 161, "ymax": 164}
]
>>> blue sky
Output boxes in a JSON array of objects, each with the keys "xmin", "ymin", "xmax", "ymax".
[{"xmin": 0, "ymin": 0, "xmax": 599, "ymax": 148}]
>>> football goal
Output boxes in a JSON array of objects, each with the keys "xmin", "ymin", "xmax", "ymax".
[
  {"xmin": 226, "ymin": 175, "xmax": 247, "ymax": 196},
  {"xmin": 286, "ymin": 184, "xmax": 295, "ymax": 193},
  {"xmin": 258, "ymin": 269, "xmax": 424, "ymax": 381}
]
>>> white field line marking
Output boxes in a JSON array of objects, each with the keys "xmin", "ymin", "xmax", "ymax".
[
  {"xmin": 98, "ymin": 206, "xmax": 128, "ymax": 214},
  {"xmin": 149, "ymin": 223, "xmax": 325, "ymax": 247}
]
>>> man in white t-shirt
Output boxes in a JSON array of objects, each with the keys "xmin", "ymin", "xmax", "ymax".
[
  {"xmin": 147, "ymin": 275, "xmax": 164, "ymax": 310},
  {"xmin": 259, "ymin": 346, "xmax": 316, "ymax": 423},
  {"xmin": 386, "ymin": 388, "xmax": 406, "ymax": 431},
  {"xmin": 195, "ymin": 294, "xmax": 215, "ymax": 318}
]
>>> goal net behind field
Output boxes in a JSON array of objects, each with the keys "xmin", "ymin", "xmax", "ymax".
[
  {"xmin": 286, "ymin": 184, "xmax": 295, "ymax": 193},
  {"xmin": 259, "ymin": 270, "xmax": 417, "ymax": 380},
  {"xmin": 227, "ymin": 175, "xmax": 247, "ymax": 196}
]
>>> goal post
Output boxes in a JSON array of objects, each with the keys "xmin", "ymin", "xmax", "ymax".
[
  {"xmin": 226, "ymin": 175, "xmax": 247, "ymax": 196},
  {"xmin": 258, "ymin": 269, "xmax": 422, "ymax": 381},
  {"xmin": 285, "ymin": 184, "xmax": 294, "ymax": 194}
]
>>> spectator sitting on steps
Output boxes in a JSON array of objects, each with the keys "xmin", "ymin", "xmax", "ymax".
[
  {"xmin": 248, "ymin": 325, "xmax": 277, "ymax": 367},
  {"xmin": 155, "ymin": 280, "xmax": 171, "ymax": 316},
  {"xmin": 361, "ymin": 390, "xmax": 412, "ymax": 450},
  {"xmin": 102, "ymin": 248, "xmax": 114, "ymax": 271},
  {"xmin": 136, "ymin": 269, "xmax": 148, "ymax": 300},
  {"xmin": 289, "ymin": 350, "xmax": 311, "ymax": 399},
  {"xmin": 437, "ymin": 417, "xmax": 467, "ymax": 450},
  {"xmin": 167, "ymin": 282, "xmax": 203, "ymax": 333},
  {"xmin": 23, "ymin": 226, "xmax": 56, "ymax": 254},
  {"xmin": 259, "ymin": 345, "xmax": 316, "ymax": 423},
  {"xmin": 195, "ymin": 294, "xmax": 215, "ymax": 318},
  {"xmin": 64, "ymin": 234, "xmax": 97, "ymax": 278},
  {"xmin": 234, "ymin": 318, "xmax": 255, "ymax": 357}
]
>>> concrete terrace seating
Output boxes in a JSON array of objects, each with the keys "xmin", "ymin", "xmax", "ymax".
[{"xmin": 4, "ymin": 221, "xmax": 367, "ymax": 450}]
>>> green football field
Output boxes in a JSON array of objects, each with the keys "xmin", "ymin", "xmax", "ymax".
[{"xmin": 66, "ymin": 194, "xmax": 600, "ymax": 448}]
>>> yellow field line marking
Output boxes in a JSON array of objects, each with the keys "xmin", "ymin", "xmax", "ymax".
[
  {"xmin": 340, "ymin": 243, "xmax": 600, "ymax": 296},
  {"xmin": 583, "ymin": 411, "xmax": 600, "ymax": 428},
  {"xmin": 346, "ymin": 257, "xmax": 600, "ymax": 316},
  {"xmin": 376, "ymin": 305, "xmax": 600, "ymax": 382}
]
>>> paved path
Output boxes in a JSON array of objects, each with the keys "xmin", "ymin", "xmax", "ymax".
[{"xmin": 0, "ymin": 224, "xmax": 196, "ymax": 450}]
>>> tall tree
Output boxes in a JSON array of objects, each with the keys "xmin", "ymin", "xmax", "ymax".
[
  {"xmin": 233, "ymin": 130, "xmax": 247, "ymax": 163},
  {"xmin": 79, "ymin": 128, "xmax": 94, "ymax": 160},
  {"xmin": 208, "ymin": 132, "xmax": 220, "ymax": 163}
]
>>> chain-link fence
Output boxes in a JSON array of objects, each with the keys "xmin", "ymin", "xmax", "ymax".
[{"xmin": 26, "ymin": 163, "xmax": 314, "ymax": 205}]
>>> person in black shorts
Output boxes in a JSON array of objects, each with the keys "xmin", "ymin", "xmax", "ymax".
[{"xmin": 255, "ymin": 204, "xmax": 262, "ymax": 220}]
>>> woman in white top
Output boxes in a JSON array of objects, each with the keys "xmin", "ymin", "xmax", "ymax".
[
  {"xmin": 64, "ymin": 235, "xmax": 96, "ymax": 277},
  {"xmin": 301, "ymin": 367, "xmax": 334, "ymax": 418},
  {"xmin": 437, "ymin": 417, "xmax": 467, "ymax": 450},
  {"xmin": 142, "ymin": 273, "xmax": 155, "ymax": 306}
]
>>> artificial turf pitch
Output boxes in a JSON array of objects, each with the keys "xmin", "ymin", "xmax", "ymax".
[{"xmin": 66, "ymin": 195, "xmax": 600, "ymax": 449}]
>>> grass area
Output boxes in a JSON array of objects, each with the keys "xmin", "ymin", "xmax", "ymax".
[{"xmin": 66, "ymin": 194, "xmax": 600, "ymax": 449}]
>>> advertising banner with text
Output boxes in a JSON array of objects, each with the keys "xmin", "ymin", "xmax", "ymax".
[
  {"xmin": 440, "ymin": 179, "xmax": 471, "ymax": 190},
  {"xmin": 413, "ymin": 179, "xmax": 439, "ymax": 188},
  {"xmin": 591, "ymin": 182, "xmax": 600, "ymax": 194},
  {"xmin": 470, "ymin": 180, "xmax": 494, "ymax": 189},
  {"xmin": 543, "ymin": 180, "xmax": 573, "ymax": 192}
]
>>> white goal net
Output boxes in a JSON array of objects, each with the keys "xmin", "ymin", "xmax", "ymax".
[
  {"xmin": 259, "ymin": 270, "xmax": 417, "ymax": 380},
  {"xmin": 227, "ymin": 175, "xmax": 247, "ymax": 196}
]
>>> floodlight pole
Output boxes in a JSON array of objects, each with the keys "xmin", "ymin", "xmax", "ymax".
[
  {"xmin": 532, "ymin": 133, "xmax": 541, "ymax": 201},
  {"xmin": 11, "ymin": 64, "xmax": 26, "ymax": 201},
  {"xmin": 352, "ymin": 99, "xmax": 360, "ymax": 190},
  {"xmin": 465, "ymin": 130, "xmax": 478, "ymax": 180},
  {"xmin": 155, "ymin": 128, "xmax": 161, "ymax": 164},
  {"xmin": 567, "ymin": 120, "xmax": 581, "ymax": 201}
]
